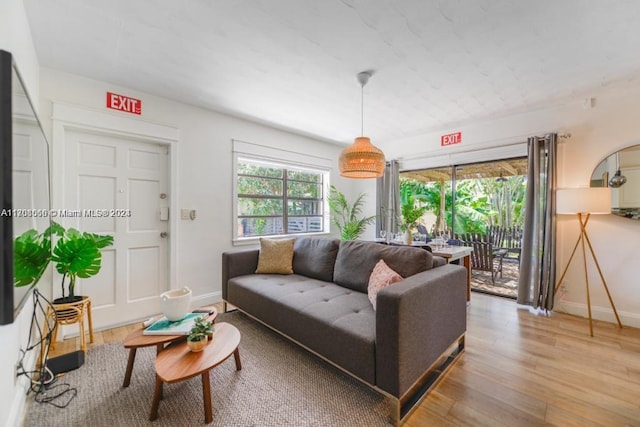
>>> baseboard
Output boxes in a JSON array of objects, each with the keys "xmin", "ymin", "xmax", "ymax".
[
  {"xmin": 191, "ymin": 291, "xmax": 222, "ymax": 308},
  {"xmin": 9, "ymin": 345, "xmax": 37, "ymax": 427},
  {"xmin": 55, "ymin": 291, "xmax": 225, "ymax": 338},
  {"xmin": 555, "ymin": 300, "xmax": 640, "ymax": 329}
]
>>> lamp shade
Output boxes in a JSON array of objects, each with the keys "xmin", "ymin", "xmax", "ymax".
[
  {"xmin": 556, "ymin": 187, "xmax": 611, "ymax": 214},
  {"xmin": 338, "ymin": 137, "xmax": 385, "ymax": 178}
]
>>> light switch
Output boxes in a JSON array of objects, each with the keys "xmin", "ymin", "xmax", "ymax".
[
  {"xmin": 160, "ymin": 207, "xmax": 169, "ymax": 221},
  {"xmin": 180, "ymin": 209, "xmax": 190, "ymax": 220}
]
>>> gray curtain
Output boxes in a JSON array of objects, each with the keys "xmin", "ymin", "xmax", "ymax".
[
  {"xmin": 517, "ymin": 134, "xmax": 557, "ymax": 310},
  {"xmin": 376, "ymin": 160, "xmax": 401, "ymax": 236}
]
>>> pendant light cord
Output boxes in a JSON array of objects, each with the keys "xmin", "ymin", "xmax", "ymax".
[
  {"xmin": 361, "ymin": 82, "xmax": 364, "ymax": 137},
  {"xmin": 356, "ymin": 71, "xmax": 371, "ymax": 138}
]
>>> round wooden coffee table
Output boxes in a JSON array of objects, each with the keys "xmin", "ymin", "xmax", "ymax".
[
  {"xmin": 149, "ymin": 322, "xmax": 241, "ymax": 423},
  {"xmin": 122, "ymin": 306, "xmax": 217, "ymax": 387}
]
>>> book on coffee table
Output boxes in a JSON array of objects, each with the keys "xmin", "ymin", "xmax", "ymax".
[{"xmin": 143, "ymin": 313, "xmax": 204, "ymax": 335}]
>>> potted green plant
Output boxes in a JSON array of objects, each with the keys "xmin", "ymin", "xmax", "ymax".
[
  {"xmin": 49, "ymin": 222, "xmax": 114, "ymax": 303},
  {"xmin": 327, "ymin": 185, "xmax": 376, "ymax": 241},
  {"xmin": 13, "ymin": 224, "xmax": 57, "ymax": 289},
  {"xmin": 187, "ymin": 316, "xmax": 214, "ymax": 352},
  {"xmin": 400, "ymin": 195, "xmax": 429, "ymax": 244}
]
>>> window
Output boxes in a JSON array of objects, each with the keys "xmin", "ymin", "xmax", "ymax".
[{"xmin": 235, "ymin": 157, "xmax": 327, "ymax": 238}]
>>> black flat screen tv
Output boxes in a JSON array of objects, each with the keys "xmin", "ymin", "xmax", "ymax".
[{"xmin": 0, "ymin": 50, "xmax": 51, "ymax": 325}]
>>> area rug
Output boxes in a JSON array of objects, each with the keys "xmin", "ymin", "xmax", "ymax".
[{"xmin": 24, "ymin": 311, "xmax": 392, "ymax": 426}]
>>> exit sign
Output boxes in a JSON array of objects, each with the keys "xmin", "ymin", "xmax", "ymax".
[
  {"xmin": 441, "ymin": 132, "xmax": 462, "ymax": 146},
  {"xmin": 106, "ymin": 92, "xmax": 142, "ymax": 115}
]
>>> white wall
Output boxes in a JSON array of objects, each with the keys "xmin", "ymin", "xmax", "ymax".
[
  {"xmin": 379, "ymin": 83, "xmax": 640, "ymax": 328},
  {"xmin": 38, "ymin": 67, "xmax": 362, "ymax": 313},
  {"xmin": 0, "ymin": 0, "xmax": 39, "ymax": 107},
  {"xmin": 0, "ymin": 1, "xmax": 41, "ymax": 426}
]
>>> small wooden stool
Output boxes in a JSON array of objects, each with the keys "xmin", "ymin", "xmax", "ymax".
[{"xmin": 47, "ymin": 296, "xmax": 94, "ymax": 353}]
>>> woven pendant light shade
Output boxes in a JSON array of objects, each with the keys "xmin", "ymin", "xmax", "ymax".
[
  {"xmin": 339, "ymin": 70, "xmax": 385, "ymax": 178},
  {"xmin": 339, "ymin": 136, "xmax": 385, "ymax": 178}
]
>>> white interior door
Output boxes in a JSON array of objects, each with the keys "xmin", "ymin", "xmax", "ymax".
[{"xmin": 64, "ymin": 130, "xmax": 169, "ymax": 329}]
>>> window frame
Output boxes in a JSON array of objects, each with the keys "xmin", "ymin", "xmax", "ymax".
[{"xmin": 233, "ymin": 153, "xmax": 330, "ymax": 243}]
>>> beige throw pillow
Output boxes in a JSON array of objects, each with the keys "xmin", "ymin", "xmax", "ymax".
[{"xmin": 255, "ymin": 238, "xmax": 295, "ymax": 274}]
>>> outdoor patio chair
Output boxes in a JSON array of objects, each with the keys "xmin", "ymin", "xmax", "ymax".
[
  {"xmin": 461, "ymin": 240, "xmax": 505, "ymax": 284},
  {"xmin": 486, "ymin": 225, "xmax": 523, "ymax": 265}
]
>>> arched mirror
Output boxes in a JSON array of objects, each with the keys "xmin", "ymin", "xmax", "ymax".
[{"xmin": 590, "ymin": 144, "xmax": 640, "ymax": 219}]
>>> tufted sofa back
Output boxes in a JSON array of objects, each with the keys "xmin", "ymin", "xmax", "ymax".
[
  {"xmin": 332, "ymin": 240, "xmax": 433, "ymax": 293},
  {"xmin": 292, "ymin": 237, "xmax": 341, "ymax": 282}
]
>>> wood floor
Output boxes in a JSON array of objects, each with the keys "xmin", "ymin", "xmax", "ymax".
[{"xmin": 49, "ymin": 295, "xmax": 640, "ymax": 426}]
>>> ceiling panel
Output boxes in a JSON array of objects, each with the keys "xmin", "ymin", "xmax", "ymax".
[{"xmin": 24, "ymin": 0, "xmax": 640, "ymax": 145}]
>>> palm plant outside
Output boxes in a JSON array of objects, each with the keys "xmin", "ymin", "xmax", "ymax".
[{"xmin": 327, "ymin": 185, "xmax": 375, "ymax": 240}]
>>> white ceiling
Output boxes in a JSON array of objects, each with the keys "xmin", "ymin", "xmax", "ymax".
[{"xmin": 24, "ymin": 0, "xmax": 640, "ymax": 145}]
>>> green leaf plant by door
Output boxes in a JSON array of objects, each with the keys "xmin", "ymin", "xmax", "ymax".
[{"xmin": 14, "ymin": 221, "xmax": 114, "ymax": 302}]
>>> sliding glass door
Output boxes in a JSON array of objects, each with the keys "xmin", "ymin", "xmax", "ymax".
[{"xmin": 400, "ymin": 157, "xmax": 527, "ymax": 298}]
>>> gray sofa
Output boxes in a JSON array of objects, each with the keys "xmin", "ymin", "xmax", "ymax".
[{"xmin": 222, "ymin": 237, "xmax": 467, "ymax": 422}]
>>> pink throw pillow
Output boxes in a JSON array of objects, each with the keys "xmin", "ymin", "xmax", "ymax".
[{"xmin": 368, "ymin": 259, "xmax": 403, "ymax": 310}]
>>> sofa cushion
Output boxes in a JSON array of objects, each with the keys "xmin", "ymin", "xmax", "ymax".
[
  {"xmin": 255, "ymin": 238, "xmax": 295, "ymax": 274},
  {"xmin": 333, "ymin": 240, "xmax": 433, "ymax": 293},
  {"xmin": 227, "ymin": 274, "xmax": 376, "ymax": 384},
  {"xmin": 368, "ymin": 259, "xmax": 403, "ymax": 310},
  {"xmin": 292, "ymin": 237, "xmax": 340, "ymax": 282}
]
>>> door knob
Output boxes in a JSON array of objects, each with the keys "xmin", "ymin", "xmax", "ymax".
[{"xmin": 160, "ymin": 232, "xmax": 168, "ymax": 238}]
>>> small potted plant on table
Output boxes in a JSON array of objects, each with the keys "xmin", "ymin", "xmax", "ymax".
[
  {"xmin": 187, "ymin": 316, "xmax": 214, "ymax": 352},
  {"xmin": 400, "ymin": 194, "xmax": 429, "ymax": 245}
]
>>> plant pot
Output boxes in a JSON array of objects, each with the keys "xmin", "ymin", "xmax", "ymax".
[
  {"xmin": 187, "ymin": 336, "xmax": 208, "ymax": 352},
  {"xmin": 404, "ymin": 231, "xmax": 413, "ymax": 245},
  {"xmin": 53, "ymin": 296, "xmax": 84, "ymax": 304}
]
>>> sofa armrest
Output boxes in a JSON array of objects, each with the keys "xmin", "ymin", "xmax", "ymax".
[
  {"xmin": 221, "ymin": 248, "xmax": 259, "ymax": 301},
  {"xmin": 375, "ymin": 263, "xmax": 467, "ymax": 398},
  {"xmin": 432, "ymin": 256, "xmax": 446, "ymax": 267}
]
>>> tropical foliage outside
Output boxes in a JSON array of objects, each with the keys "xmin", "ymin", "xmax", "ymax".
[
  {"xmin": 236, "ymin": 160, "xmax": 325, "ymax": 236},
  {"xmin": 400, "ymin": 175, "xmax": 527, "ymax": 235}
]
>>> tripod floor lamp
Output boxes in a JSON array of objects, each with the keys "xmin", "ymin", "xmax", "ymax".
[{"xmin": 555, "ymin": 187, "xmax": 622, "ymax": 336}]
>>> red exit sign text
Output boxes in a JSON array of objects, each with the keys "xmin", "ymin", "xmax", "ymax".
[
  {"xmin": 106, "ymin": 92, "xmax": 142, "ymax": 115},
  {"xmin": 441, "ymin": 132, "xmax": 462, "ymax": 146}
]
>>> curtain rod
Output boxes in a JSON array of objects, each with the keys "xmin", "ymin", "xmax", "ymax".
[{"xmin": 397, "ymin": 132, "xmax": 571, "ymax": 162}]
